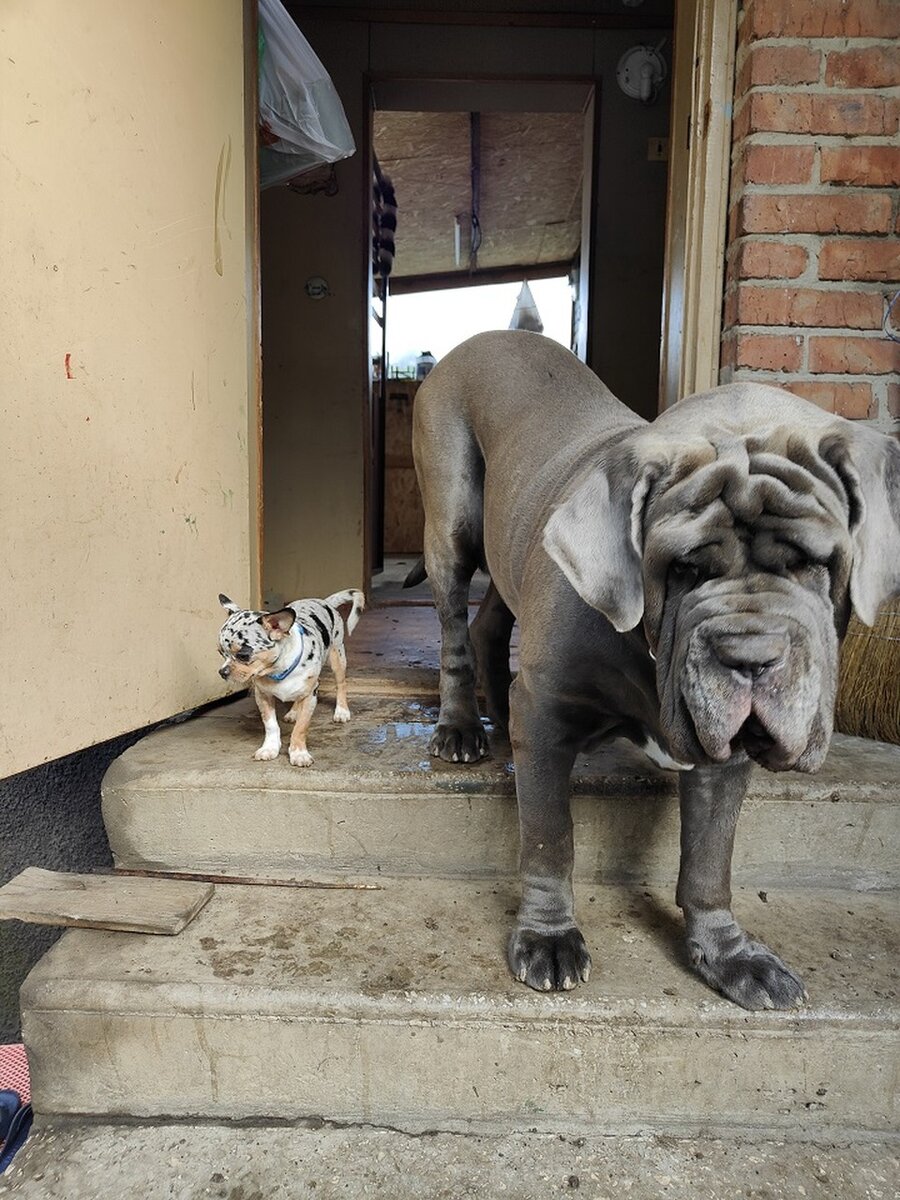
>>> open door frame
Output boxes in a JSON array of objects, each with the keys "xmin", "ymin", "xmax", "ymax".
[{"xmin": 659, "ymin": 0, "xmax": 737, "ymax": 410}]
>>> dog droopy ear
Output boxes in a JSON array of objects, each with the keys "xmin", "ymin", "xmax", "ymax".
[
  {"xmin": 219, "ymin": 594, "xmax": 240, "ymax": 615},
  {"xmin": 262, "ymin": 608, "xmax": 296, "ymax": 637},
  {"xmin": 824, "ymin": 428, "xmax": 900, "ymax": 627},
  {"xmin": 543, "ymin": 452, "xmax": 655, "ymax": 632}
]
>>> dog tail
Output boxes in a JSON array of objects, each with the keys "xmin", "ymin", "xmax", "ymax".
[
  {"xmin": 325, "ymin": 588, "xmax": 366, "ymax": 637},
  {"xmin": 402, "ymin": 556, "xmax": 428, "ymax": 588}
]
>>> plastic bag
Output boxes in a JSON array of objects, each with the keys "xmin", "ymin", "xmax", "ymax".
[
  {"xmin": 509, "ymin": 281, "xmax": 544, "ymax": 333},
  {"xmin": 258, "ymin": 0, "xmax": 356, "ymax": 188}
]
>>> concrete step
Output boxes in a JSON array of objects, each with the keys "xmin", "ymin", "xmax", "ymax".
[
  {"xmin": 102, "ymin": 695, "xmax": 900, "ymax": 889},
  {"xmin": 21, "ymin": 877, "xmax": 899, "ymax": 1134},
  {"xmin": 4, "ymin": 1119, "xmax": 897, "ymax": 1200}
]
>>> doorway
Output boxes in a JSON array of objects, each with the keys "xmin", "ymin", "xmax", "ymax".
[
  {"xmin": 256, "ymin": 13, "xmax": 686, "ymax": 619},
  {"xmin": 367, "ymin": 80, "xmax": 596, "ymax": 596}
]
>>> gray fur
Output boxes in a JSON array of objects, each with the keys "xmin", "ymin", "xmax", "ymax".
[{"xmin": 413, "ymin": 330, "xmax": 900, "ymax": 1009}]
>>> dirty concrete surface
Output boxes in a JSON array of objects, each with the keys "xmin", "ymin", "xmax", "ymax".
[{"xmin": 3, "ymin": 1120, "xmax": 897, "ymax": 1199}]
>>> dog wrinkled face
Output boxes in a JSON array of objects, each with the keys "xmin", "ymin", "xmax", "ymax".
[
  {"xmin": 643, "ymin": 437, "xmax": 854, "ymax": 773},
  {"xmin": 216, "ymin": 595, "xmax": 294, "ymax": 685}
]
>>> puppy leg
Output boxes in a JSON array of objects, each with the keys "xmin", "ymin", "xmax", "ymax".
[
  {"xmin": 253, "ymin": 689, "xmax": 282, "ymax": 761},
  {"xmin": 288, "ymin": 691, "xmax": 318, "ymax": 767},
  {"xmin": 470, "ymin": 580, "xmax": 515, "ymax": 734},
  {"xmin": 677, "ymin": 760, "xmax": 807, "ymax": 1010},
  {"xmin": 506, "ymin": 677, "xmax": 591, "ymax": 992},
  {"xmin": 328, "ymin": 644, "xmax": 351, "ymax": 723}
]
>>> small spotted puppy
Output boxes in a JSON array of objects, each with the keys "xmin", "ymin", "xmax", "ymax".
[{"xmin": 217, "ymin": 589, "xmax": 365, "ymax": 767}]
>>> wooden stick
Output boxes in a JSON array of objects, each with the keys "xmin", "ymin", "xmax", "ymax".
[{"xmin": 112, "ymin": 868, "xmax": 383, "ymax": 891}]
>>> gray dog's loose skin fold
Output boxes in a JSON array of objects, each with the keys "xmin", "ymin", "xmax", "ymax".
[{"xmin": 412, "ymin": 330, "xmax": 900, "ymax": 1010}]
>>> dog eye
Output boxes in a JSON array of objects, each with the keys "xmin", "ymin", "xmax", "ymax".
[{"xmin": 235, "ymin": 648, "xmax": 253, "ymax": 663}]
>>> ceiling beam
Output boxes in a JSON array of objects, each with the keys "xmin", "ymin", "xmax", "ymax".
[
  {"xmin": 389, "ymin": 259, "xmax": 574, "ymax": 295},
  {"xmin": 295, "ymin": 8, "xmax": 671, "ymax": 30}
]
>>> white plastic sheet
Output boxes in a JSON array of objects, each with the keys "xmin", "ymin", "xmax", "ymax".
[
  {"xmin": 509, "ymin": 281, "xmax": 544, "ymax": 333},
  {"xmin": 258, "ymin": 0, "xmax": 356, "ymax": 188}
]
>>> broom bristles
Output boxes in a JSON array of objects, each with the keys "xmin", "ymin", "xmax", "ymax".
[{"xmin": 835, "ymin": 602, "xmax": 900, "ymax": 745}]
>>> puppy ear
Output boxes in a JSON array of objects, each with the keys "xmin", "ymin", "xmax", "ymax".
[
  {"xmin": 824, "ymin": 429, "xmax": 900, "ymax": 626},
  {"xmin": 543, "ymin": 455, "xmax": 655, "ymax": 632},
  {"xmin": 262, "ymin": 608, "xmax": 296, "ymax": 637},
  {"xmin": 219, "ymin": 594, "xmax": 240, "ymax": 615}
]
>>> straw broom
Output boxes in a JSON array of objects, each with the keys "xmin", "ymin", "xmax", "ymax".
[{"xmin": 835, "ymin": 602, "xmax": 900, "ymax": 744}]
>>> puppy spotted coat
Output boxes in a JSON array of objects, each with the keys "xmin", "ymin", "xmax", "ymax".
[{"xmin": 217, "ymin": 590, "xmax": 365, "ymax": 767}]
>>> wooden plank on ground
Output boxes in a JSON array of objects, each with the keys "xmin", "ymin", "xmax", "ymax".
[{"xmin": 0, "ymin": 868, "xmax": 214, "ymax": 935}]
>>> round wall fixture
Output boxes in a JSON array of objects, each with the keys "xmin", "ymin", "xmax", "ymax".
[
  {"xmin": 305, "ymin": 276, "xmax": 330, "ymax": 300},
  {"xmin": 616, "ymin": 44, "xmax": 667, "ymax": 103}
]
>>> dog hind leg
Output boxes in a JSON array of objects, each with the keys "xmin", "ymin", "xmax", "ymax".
[
  {"xmin": 415, "ymin": 388, "xmax": 489, "ymax": 762},
  {"xmin": 328, "ymin": 643, "xmax": 351, "ymax": 723},
  {"xmin": 471, "ymin": 580, "xmax": 515, "ymax": 734}
]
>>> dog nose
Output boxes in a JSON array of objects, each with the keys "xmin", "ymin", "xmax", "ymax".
[
  {"xmin": 711, "ymin": 632, "xmax": 788, "ymax": 678},
  {"xmin": 219, "ymin": 664, "xmax": 230, "ymax": 679}
]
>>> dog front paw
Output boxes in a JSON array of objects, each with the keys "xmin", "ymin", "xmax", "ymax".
[
  {"xmin": 508, "ymin": 926, "xmax": 592, "ymax": 992},
  {"xmin": 253, "ymin": 745, "xmax": 280, "ymax": 761},
  {"xmin": 429, "ymin": 721, "xmax": 489, "ymax": 763},
  {"xmin": 686, "ymin": 915, "xmax": 807, "ymax": 1010},
  {"xmin": 289, "ymin": 747, "xmax": 314, "ymax": 767},
  {"xmin": 333, "ymin": 705, "xmax": 351, "ymax": 723}
]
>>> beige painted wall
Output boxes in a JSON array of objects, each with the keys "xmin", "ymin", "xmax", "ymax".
[
  {"xmin": 260, "ymin": 21, "xmax": 370, "ymax": 607},
  {"xmin": 1, "ymin": 0, "xmax": 257, "ymax": 775}
]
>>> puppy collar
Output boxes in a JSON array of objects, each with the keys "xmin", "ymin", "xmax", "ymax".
[{"xmin": 264, "ymin": 627, "xmax": 305, "ymax": 681}]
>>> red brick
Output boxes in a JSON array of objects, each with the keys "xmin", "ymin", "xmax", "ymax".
[
  {"xmin": 740, "ymin": 44, "xmax": 821, "ymax": 89},
  {"xmin": 746, "ymin": 92, "xmax": 897, "ymax": 136},
  {"xmin": 747, "ymin": 92, "xmax": 812, "ymax": 133},
  {"xmin": 735, "ymin": 287, "xmax": 883, "ymax": 329},
  {"xmin": 888, "ymin": 382, "xmax": 900, "ymax": 420},
  {"xmin": 735, "ymin": 332, "xmax": 803, "ymax": 371},
  {"xmin": 820, "ymin": 145, "xmax": 900, "ymax": 187},
  {"xmin": 745, "ymin": 0, "xmax": 900, "ymax": 40},
  {"xmin": 736, "ymin": 241, "xmax": 808, "ymax": 280},
  {"xmin": 809, "ymin": 336, "xmax": 899, "ymax": 374},
  {"xmin": 732, "ymin": 97, "xmax": 752, "ymax": 144},
  {"xmin": 783, "ymin": 381, "xmax": 876, "ymax": 420},
  {"xmin": 825, "ymin": 46, "xmax": 900, "ymax": 90},
  {"xmin": 743, "ymin": 144, "xmax": 814, "ymax": 184},
  {"xmin": 819, "ymin": 241, "xmax": 900, "ymax": 282},
  {"xmin": 723, "ymin": 287, "xmax": 738, "ymax": 329},
  {"xmin": 738, "ymin": 193, "xmax": 892, "ymax": 236},
  {"xmin": 811, "ymin": 94, "xmax": 899, "ymax": 137}
]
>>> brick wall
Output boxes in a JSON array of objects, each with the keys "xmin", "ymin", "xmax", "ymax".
[{"xmin": 721, "ymin": 0, "xmax": 900, "ymax": 429}]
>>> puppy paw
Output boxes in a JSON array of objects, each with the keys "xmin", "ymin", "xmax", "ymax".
[
  {"xmin": 289, "ymin": 747, "xmax": 314, "ymax": 767},
  {"xmin": 253, "ymin": 745, "xmax": 280, "ymax": 761},
  {"xmin": 508, "ymin": 926, "xmax": 592, "ymax": 992},
  {"xmin": 686, "ymin": 918, "xmax": 807, "ymax": 1011},
  {"xmin": 333, "ymin": 705, "xmax": 352, "ymax": 724},
  {"xmin": 283, "ymin": 709, "xmax": 298, "ymax": 724},
  {"xmin": 429, "ymin": 721, "xmax": 489, "ymax": 763}
]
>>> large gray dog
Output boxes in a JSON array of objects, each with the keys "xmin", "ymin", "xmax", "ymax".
[{"xmin": 412, "ymin": 330, "xmax": 900, "ymax": 1010}]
